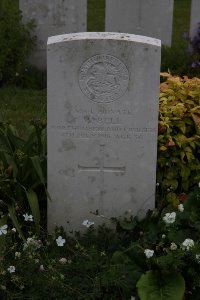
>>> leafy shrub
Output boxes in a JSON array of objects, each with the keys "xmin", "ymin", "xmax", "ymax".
[
  {"xmin": 0, "ymin": 121, "xmax": 47, "ymax": 238},
  {"xmin": 0, "ymin": 0, "xmax": 35, "ymax": 86},
  {"xmin": 0, "ymin": 188, "xmax": 199, "ymax": 299},
  {"xmin": 157, "ymin": 73, "xmax": 200, "ymax": 204}
]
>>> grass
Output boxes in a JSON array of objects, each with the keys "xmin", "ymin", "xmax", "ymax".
[
  {"xmin": 0, "ymin": 87, "xmax": 46, "ymax": 132},
  {"xmin": 0, "ymin": 0, "xmax": 193, "ymax": 130},
  {"xmin": 87, "ymin": 0, "xmax": 105, "ymax": 31},
  {"xmin": 172, "ymin": 0, "xmax": 191, "ymax": 47}
]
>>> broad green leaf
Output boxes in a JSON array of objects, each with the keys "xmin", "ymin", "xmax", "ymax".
[
  {"xmin": 176, "ymin": 121, "xmax": 186, "ymax": 134},
  {"xmin": 186, "ymin": 151, "xmax": 194, "ymax": 162},
  {"xmin": 0, "ymin": 128, "xmax": 13, "ymax": 154},
  {"xmin": 7, "ymin": 125, "xmax": 24, "ymax": 149},
  {"xmin": 137, "ymin": 271, "xmax": 185, "ymax": 300},
  {"xmin": 23, "ymin": 126, "xmax": 36, "ymax": 153},
  {"xmin": 180, "ymin": 166, "xmax": 191, "ymax": 180},
  {"xmin": 30, "ymin": 156, "xmax": 45, "ymax": 185},
  {"xmin": 7, "ymin": 204, "xmax": 25, "ymax": 241},
  {"xmin": 4, "ymin": 153, "xmax": 18, "ymax": 178},
  {"xmin": 30, "ymin": 156, "xmax": 51, "ymax": 201},
  {"xmin": 25, "ymin": 189, "xmax": 40, "ymax": 233},
  {"xmin": 192, "ymin": 113, "xmax": 200, "ymax": 134}
]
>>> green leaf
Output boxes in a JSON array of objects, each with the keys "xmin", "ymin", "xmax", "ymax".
[
  {"xmin": 4, "ymin": 153, "xmax": 18, "ymax": 178},
  {"xmin": 30, "ymin": 156, "xmax": 51, "ymax": 201},
  {"xmin": 166, "ymin": 192, "xmax": 178, "ymax": 205},
  {"xmin": 7, "ymin": 125, "xmax": 24, "ymax": 149},
  {"xmin": 25, "ymin": 188, "xmax": 40, "ymax": 233},
  {"xmin": 137, "ymin": 271, "xmax": 185, "ymax": 300},
  {"xmin": 7, "ymin": 204, "xmax": 25, "ymax": 241},
  {"xmin": 180, "ymin": 166, "xmax": 191, "ymax": 181},
  {"xmin": 176, "ymin": 121, "xmax": 186, "ymax": 134},
  {"xmin": 30, "ymin": 156, "xmax": 45, "ymax": 184},
  {"xmin": 0, "ymin": 128, "xmax": 13, "ymax": 154}
]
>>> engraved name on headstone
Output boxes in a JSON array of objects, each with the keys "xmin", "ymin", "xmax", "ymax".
[
  {"xmin": 105, "ymin": 0, "xmax": 174, "ymax": 47},
  {"xmin": 19, "ymin": 0, "xmax": 87, "ymax": 70},
  {"xmin": 47, "ymin": 32, "xmax": 161, "ymax": 232}
]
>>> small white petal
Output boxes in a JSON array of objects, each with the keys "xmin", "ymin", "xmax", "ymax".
[
  {"xmin": 7, "ymin": 266, "xmax": 15, "ymax": 273},
  {"xmin": 144, "ymin": 249, "xmax": 154, "ymax": 258}
]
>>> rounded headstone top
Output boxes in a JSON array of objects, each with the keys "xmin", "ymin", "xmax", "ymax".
[{"xmin": 47, "ymin": 32, "xmax": 161, "ymax": 47}]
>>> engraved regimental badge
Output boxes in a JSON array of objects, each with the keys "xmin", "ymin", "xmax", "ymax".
[{"xmin": 79, "ymin": 55, "xmax": 129, "ymax": 103}]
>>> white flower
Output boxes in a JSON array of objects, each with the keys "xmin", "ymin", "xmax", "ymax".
[
  {"xmin": 82, "ymin": 220, "xmax": 94, "ymax": 228},
  {"xmin": 27, "ymin": 237, "xmax": 34, "ymax": 244},
  {"xmin": 131, "ymin": 297, "xmax": 136, "ymax": 300},
  {"xmin": 23, "ymin": 237, "xmax": 41, "ymax": 250},
  {"xmin": 181, "ymin": 239, "xmax": 194, "ymax": 250},
  {"xmin": 162, "ymin": 234, "xmax": 166, "ymax": 239},
  {"xmin": 39, "ymin": 265, "xmax": 44, "ymax": 271},
  {"xmin": 144, "ymin": 249, "xmax": 154, "ymax": 259},
  {"xmin": 178, "ymin": 204, "xmax": 184, "ymax": 212},
  {"xmin": 12, "ymin": 228, "xmax": 16, "ymax": 233},
  {"xmin": 170, "ymin": 243, "xmax": 177, "ymax": 250},
  {"xmin": 156, "ymin": 182, "xmax": 160, "ymax": 186},
  {"xmin": 0, "ymin": 225, "xmax": 8, "ymax": 235},
  {"xmin": 59, "ymin": 258, "xmax": 67, "ymax": 264},
  {"xmin": 56, "ymin": 236, "xmax": 66, "ymax": 247},
  {"xmin": 23, "ymin": 213, "xmax": 33, "ymax": 222},
  {"xmin": 15, "ymin": 252, "xmax": 21, "ymax": 258},
  {"xmin": 7, "ymin": 266, "xmax": 15, "ymax": 273},
  {"xmin": 198, "ymin": 182, "xmax": 200, "ymax": 188},
  {"xmin": 163, "ymin": 212, "xmax": 176, "ymax": 224},
  {"xmin": 196, "ymin": 254, "xmax": 200, "ymax": 263}
]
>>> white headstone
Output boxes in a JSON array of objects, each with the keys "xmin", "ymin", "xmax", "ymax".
[
  {"xmin": 105, "ymin": 0, "xmax": 174, "ymax": 46},
  {"xmin": 19, "ymin": 0, "xmax": 87, "ymax": 70},
  {"xmin": 47, "ymin": 32, "xmax": 161, "ymax": 232},
  {"xmin": 190, "ymin": 0, "xmax": 200, "ymax": 38}
]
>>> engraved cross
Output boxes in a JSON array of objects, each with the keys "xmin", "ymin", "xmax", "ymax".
[
  {"xmin": 78, "ymin": 144, "xmax": 126, "ymax": 200},
  {"xmin": 78, "ymin": 144, "xmax": 125, "ymax": 174}
]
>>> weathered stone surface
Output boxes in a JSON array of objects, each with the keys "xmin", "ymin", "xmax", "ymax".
[
  {"xmin": 47, "ymin": 32, "xmax": 161, "ymax": 232},
  {"xmin": 19, "ymin": 0, "xmax": 87, "ymax": 70},
  {"xmin": 190, "ymin": 0, "xmax": 200, "ymax": 37},
  {"xmin": 105, "ymin": 0, "xmax": 174, "ymax": 46}
]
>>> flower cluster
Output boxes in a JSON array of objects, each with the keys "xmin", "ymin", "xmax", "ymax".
[
  {"xmin": 7, "ymin": 266, "xmax": 15, "ymax": 273},
  {"xmin": 163, "ymin": 212, "xmax": 176, "ymax": 224},
  {"xmin": 23, "ymin": 237, "xmax": 42, "ymax": 251},
  {"xmin": 181, "ymin": 239, "xmax": 194, "ymax": 251},
  {"xmin": 144, "ymin": 249, "xmax": 154, "ymax": 259}
]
